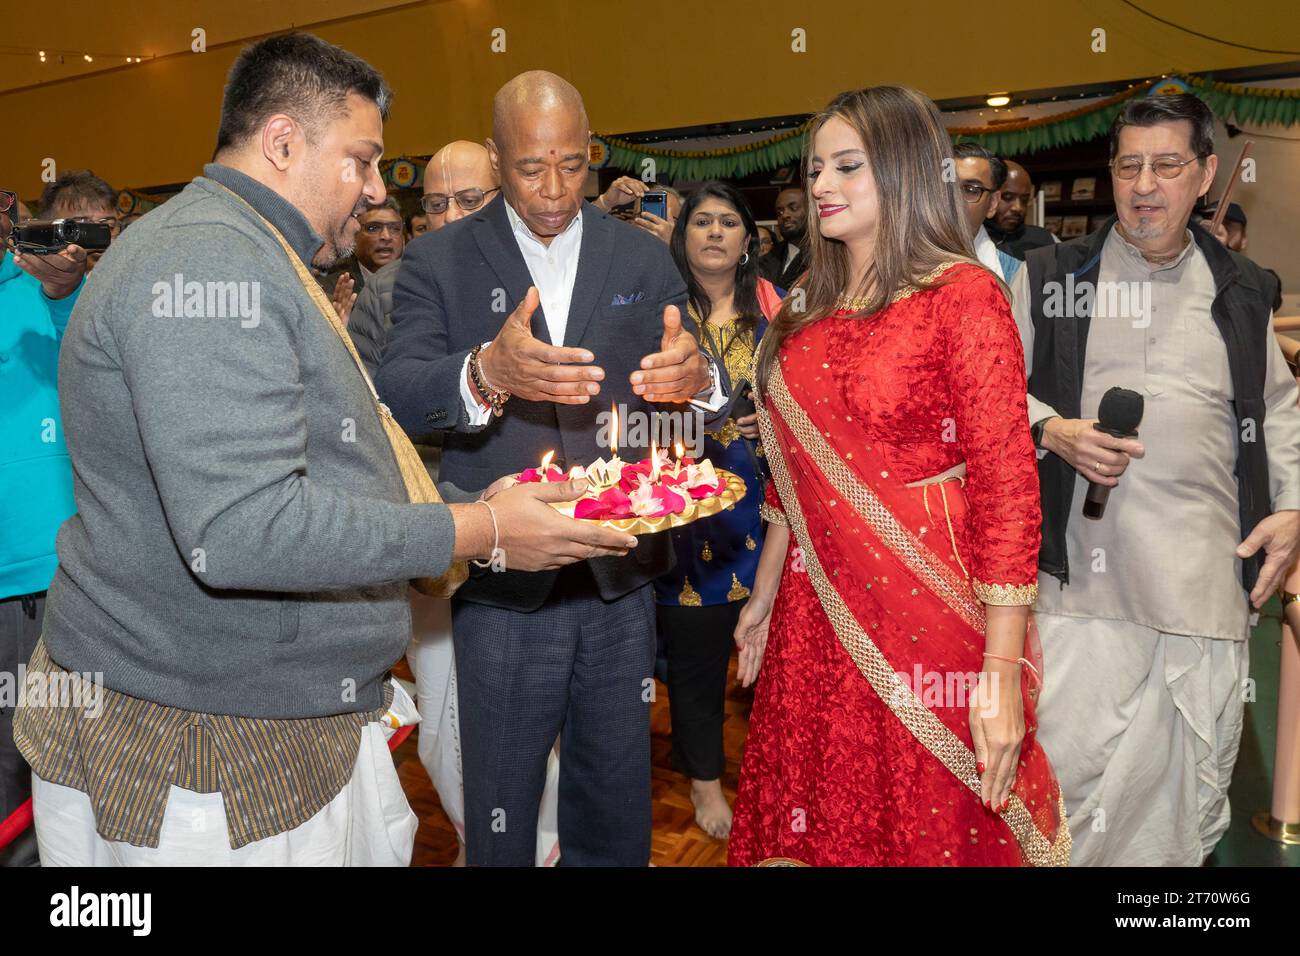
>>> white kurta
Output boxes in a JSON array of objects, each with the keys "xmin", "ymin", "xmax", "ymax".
[
  {"xmin": 406, "ymin": 591, "xmax": 562, "ymax": 866},
  {"xmin": 1011, "ymin": 227, "xmax": 1300, "ymax": 865}
]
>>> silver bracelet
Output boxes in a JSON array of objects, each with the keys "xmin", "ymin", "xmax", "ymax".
[{"xmin": 471, "ymin": 499, "xmax": 499, "ymax": 569}]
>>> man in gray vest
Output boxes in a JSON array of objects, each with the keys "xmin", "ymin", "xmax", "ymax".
[{"xmin": 1012, "ymin": 93, "xmax": 1300, "ymax": 865}]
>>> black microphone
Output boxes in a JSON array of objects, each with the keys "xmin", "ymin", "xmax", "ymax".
[{"xmin": 1083, "ymin": 387, "xmax": 1144, "ymax": 521}]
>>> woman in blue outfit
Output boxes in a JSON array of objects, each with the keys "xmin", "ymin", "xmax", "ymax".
[{"xmin": 655, "ymin": 181, "xmax": 783, "ymax": 839}]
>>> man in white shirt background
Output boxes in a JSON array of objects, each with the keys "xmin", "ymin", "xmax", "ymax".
[{"xmin": 954, "ymin": 141, "xmax": 1022, "ymax": 284}]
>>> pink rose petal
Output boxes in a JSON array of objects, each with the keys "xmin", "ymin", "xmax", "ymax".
[
  {"xmin": 602, "ymin": 487, "xmax": 633, "ymax": 518},
  {"xmin": 574, "ymin": 497, "xmax": 609, "ymax": 520},
  {"xmin": 688, "ymin": 479, "xmax": 726, "ymax": 500}
]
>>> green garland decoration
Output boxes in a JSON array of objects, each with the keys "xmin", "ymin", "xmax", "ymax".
[
  {"xmin": 1182, "ymin": 74, "xmax": 1300, "ymax": 129},
  {"xmin": 591, "ymin": 73, "xmax": 1300, "ymax": 175},
  {"xmin": 603, "ymin": 120, "xmax": 812, "ymax": 181},
  {"xmin": 948, "ymin": 82, "xmax": 1154, "ymax": 155}
]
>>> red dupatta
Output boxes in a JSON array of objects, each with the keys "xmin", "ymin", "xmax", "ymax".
[{"xmin": 754, "ymin": 331, "xmax": 1070, "ymax": 867}]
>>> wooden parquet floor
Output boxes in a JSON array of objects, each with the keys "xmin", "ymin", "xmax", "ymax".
[{"xmin": 393, "ymin": 655, "xmax": 754, "ymax": 867}]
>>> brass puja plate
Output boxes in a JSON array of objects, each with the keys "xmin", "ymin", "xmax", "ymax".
[{"xmin": 549, "ymin": 469, "xmax": 748, "ymax": 534}]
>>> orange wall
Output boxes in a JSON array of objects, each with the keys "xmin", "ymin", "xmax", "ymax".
[{"xmin": 3, "ymin": 0, "xmax": 1297, "ymax": 199}]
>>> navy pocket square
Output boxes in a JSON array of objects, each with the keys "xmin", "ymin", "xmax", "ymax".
[{"xmin": 610, "ymin": 291, "xmax": 645, "ymax": 306}]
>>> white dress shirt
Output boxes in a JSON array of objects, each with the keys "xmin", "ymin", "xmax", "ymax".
[
  {"xmin": 460, "ymin": 201, "xmax": 723, "ymax": 424},
  {"xmin": 782, "ymin": 243, "xmax": 800, "ymax": 272},
  {"xmin": 973, "ymin": 225, "xmax": 1006, "ymax": 282}
]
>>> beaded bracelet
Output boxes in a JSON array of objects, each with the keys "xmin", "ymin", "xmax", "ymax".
[{"xmin": 469, "ymin": 343, "xmax": 510, "ymax": 416}]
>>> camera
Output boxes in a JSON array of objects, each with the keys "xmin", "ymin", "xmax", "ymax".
[{"xmin": 10, "ymin": 219, "xmax": 113, "ymax": 254}]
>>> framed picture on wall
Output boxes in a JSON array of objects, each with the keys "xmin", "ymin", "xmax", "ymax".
[
  {"xmin": 1043, "ymin": 216, "xmax": 1064, "ymax": 236},
  {"xmin": 1061, "ymin": 215, "xmax": 1089, "ymax": 238},
  {"xmin": 1040, "ymin": 181, "xmax": 1062, "ymax": 202},
  {"xmin": 1070, "ymin": 177, "xmax": 1097, "ymax": 201}
]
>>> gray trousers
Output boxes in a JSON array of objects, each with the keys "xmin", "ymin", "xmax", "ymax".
[
  {"xmin": 453, "ymin": 569, "xmax": 654, "ymax": 866},
  {"xmin": 1, "ymin": 591, "xmax": 44, "ymax": 867}
]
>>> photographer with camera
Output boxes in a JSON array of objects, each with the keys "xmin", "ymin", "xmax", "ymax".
[
  {"xmin": 0, "ymin": 186, "xmax": 88, "ymax": 866},
  {"xmin": 37, "ymin": 171, "xmax": 119, "ymax": 271}
]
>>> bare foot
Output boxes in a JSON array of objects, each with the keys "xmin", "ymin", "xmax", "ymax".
[{"xmin": 690, "ymin": 778, "xmax": 733, "ymax": 839}]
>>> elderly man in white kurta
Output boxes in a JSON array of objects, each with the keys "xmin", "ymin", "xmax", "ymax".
[{"xmin": 1011, "ymin": 94, "xmax": 1300, "ymax": 866}]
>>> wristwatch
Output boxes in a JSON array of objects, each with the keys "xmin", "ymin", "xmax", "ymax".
[{"xmin": 1030, "ymin": 415, "xmax": 1057, "ymax": 450}]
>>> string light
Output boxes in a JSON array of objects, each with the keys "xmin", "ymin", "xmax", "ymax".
[{"xmin": 14, "ymin": 46, "xmax": 150, "ymax": 65}]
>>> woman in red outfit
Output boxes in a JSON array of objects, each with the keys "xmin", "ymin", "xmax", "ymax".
[{"xmin": 728, "ymin": 86, "xmax": 1070, "ymax": 867}]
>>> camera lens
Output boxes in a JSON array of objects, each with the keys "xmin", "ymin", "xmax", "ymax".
[{"xmin": 64, "ymin": 221, "xmax": 80, "ymax": 242}]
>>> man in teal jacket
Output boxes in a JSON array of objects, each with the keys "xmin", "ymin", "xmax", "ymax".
[{"xmin": 0, "ymin": 188, "xmax": 88, "ymax": 865}]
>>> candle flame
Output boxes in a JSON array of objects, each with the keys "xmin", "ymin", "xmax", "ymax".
[
  {"xmin": 610, "ymin": 403, "xmax": 619, "ymax": 457},
  {"xmin": 675, "ymin": 440, "xmax": 684, "ymax": 462},
  {"xmin": 540, "ymin": 450, "xmax": 555, "ymax": 480},
  {"xmin": 650, "ymin": 436, "xmax": 660, "ymax": 482}
]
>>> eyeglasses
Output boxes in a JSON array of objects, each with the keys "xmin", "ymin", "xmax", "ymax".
[
  {"xmin": 421, "ymin": 187, "xmax": 500, "ymax": 215},
  {"xmin": 1110, "ymin": 155, "xmax": 1206, "ymax": 180},
  {"xmin": 361, "ymin": 220, "xmax": 404, "ymax": 237},
  {"xmin": 958, "ymin": 182, "xmax": 997, "ymax": 204}
]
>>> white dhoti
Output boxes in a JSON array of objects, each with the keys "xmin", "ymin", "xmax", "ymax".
[
  {"xmin": 1035, "ymin": 612, "xmax": 1248, "ymax": 867},
  {"xmin": 31, "ymin": 722, "xmax": 417, "ymax": 866},
  {"xmin": 406, "ymin": 591, "xmax": 561, "ymax": 866}
]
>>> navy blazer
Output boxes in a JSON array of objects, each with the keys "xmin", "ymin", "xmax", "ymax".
[{"xmin": 376, "ymin": 197, "xmax": 695, "ymax": 611}]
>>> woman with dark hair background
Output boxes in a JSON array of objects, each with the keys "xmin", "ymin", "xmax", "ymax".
[{"xmin": 656, "ymin": 181, "xmax": 783, "ymax": 839}]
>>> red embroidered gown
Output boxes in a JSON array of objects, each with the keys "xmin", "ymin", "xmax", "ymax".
[{"xmin": 728, "ymin": 263, "xmax": 1068, "ymax": 867}]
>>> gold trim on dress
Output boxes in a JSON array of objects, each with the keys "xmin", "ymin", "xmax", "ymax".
[
  {"xmin": 728, "ymin": 573, "xmax": 751, "ymax": 602},
  {"xmin": 836, "ymin": 261, "xmax": 967, "ymax": 312},
  {"xmin": 755, "ymin": 364, "xmax": 1070, "ymax": 867},
  {"xmin": 707, "ymin": 418, "xmax": 742, "ymax": 448},
  {"xmin": 764, "ymin": 368, "xmax": 986, "ymax": 634},
  {"xmin": 972, "ymin": 580, "xmax": 1039, "ymax": 607},
  {"xmin": 679, "ymin": 577, "xmax": 703, "ymax": 607},
  {"xmin": 760, "ymin": 501, "xmax": 788, "ymax": 527}
]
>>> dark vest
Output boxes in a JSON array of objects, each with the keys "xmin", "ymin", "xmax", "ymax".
[{"xmin": 1024, "ymin": 216, "xmax": 1281, "ymax": 592}]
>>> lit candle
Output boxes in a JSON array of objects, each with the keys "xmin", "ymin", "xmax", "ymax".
[
  {"xmin": 675, "ymin": 440, "xmax": 684, "ymax": 471},
  {"xmin": 610, "ymin": 403, "xmax": 619, "ymax": 458},
  {"xmin": 650, "ymin": 436, "xmax": 660, "ymax": 482},
  {"xmin": 540, "ymin": 449, "xmax": 555, "ymax": 481}
]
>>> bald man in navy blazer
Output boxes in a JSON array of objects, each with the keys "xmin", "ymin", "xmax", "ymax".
[{"xmin": 376, "ymin": 72, "xmax": 724, "ymax": 866}]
